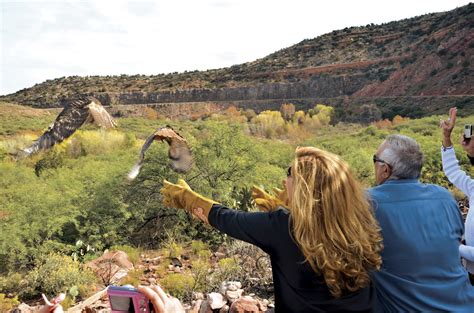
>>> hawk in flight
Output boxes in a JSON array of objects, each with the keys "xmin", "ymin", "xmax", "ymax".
[
  {"xmin": 21, "ymin": 96, "xmax": 116, "ymax": 156},
  {"xmin": 127, "ymin": 126, "xmax": 194, "ymax": 180}
]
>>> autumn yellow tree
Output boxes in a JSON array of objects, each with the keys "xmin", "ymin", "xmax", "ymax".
[
  {"xmin": 209, "ymin": 106, "xmax": 246, "ymax": 123},
  {"xmin": 293, "ymin": 110, "xmax": 306, "ymax": 125},
  {"xmin": 249, "ymin": 110, "xmax": 286, "ymax": 138},
  {"xmin": 306, "ymin": 104, "xmax": 334, "ymax": 128},
  {"xmin": 374, "ymin": 119, "xmax": 392, "ymax": 129},
  {"xmin": 392, "ymin": 115, "xmax": 409, "ymax": 125}
]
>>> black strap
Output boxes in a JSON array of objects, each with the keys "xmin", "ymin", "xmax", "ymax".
[{"xmin": 469, "ymin": 155, "xmax": 474, "ymax": 166}]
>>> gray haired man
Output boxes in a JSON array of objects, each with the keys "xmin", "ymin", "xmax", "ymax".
[{"xmin": 369, "ymin": 134, "xmax": 474, "ymax": 312}]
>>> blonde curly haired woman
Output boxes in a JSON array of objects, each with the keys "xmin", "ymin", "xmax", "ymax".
[{"xmin": 161, "ymin": 147, "xmax": 383, "ymax": 312}]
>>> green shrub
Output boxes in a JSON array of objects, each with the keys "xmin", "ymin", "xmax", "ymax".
[
  {"xmin": 218, "ymin": 257, "xmax": 240, "ymax": 272},
  {"xmin": 120, "ymin": 269, "xmax": 144, "ymax": 286},
  {"xmin": 190, "ymin": 240, "xmax": 208, "ymax": 254},
  {"xmin": 0, "ymin": 273, "xmax": 24, "ymax": 294},
  {"xmin": 197, "ymin": 249, "xmax": 212, "ymax": 260},
  {"xmin": 34, "ymin": 149, "xmax": 64, "ymax": 176},
  {"xmin": 71, "ymin": 240, "xmax": 98, "ymax": 263},
  {"xmin": 190, "ymin": 259, "xmax": 210, "ymax": 292},
  {"xmin": 0, "ymin": 146, "xmax": 7, "ymax": 161},
  {"xmin": 162, "ymin": 241, "xmax": 184, "ymax": 259},
  {"xmin": 0, "ymin": 293, "xmax": 20, "ymax": 312},
  {"xmin": 216, "ymin": 257, "xmax": 241, "ymax": 281},
  {"xmin": 61, "ymin": 295, "xmax": 75, "ymax": 310},
  {"xmin": 23, "ymin": 253, "xmax": 97, "ymax": 299},
  {"xmin": 65, "ymin": 137, "xmax": 87, "ymax": 158},
  {"xmin": 361, "ymin": 125, "xmax": 377, "ymax": 136},
  {"xmin": 73, "ymin": 130, "xmax": 127, "ymax": 155},
  {"xmin": 160, "ymin": 273, "xmax": 194, "ymax": 299},
  {"xmin": 152, "ymin": 263, "xmax": 171, "ymax": 279}
]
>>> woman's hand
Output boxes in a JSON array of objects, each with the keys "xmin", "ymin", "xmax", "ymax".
[
  {"xmin": 38, "ymin": 293, "xmax": 65, "ymax": 313},
  {"xmin": 137, "ymin": 285, "xmax": 184, "ymax": 313},
  {"xmin": 160, "ymin": 179, "xmax": 216, "ymax": 224},
  {"xmin": 440, "ymin": 107, "xmax": 457, "ymax": 148}
]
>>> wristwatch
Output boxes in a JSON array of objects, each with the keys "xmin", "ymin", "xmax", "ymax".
[{"xmin": 442, "ymin": 144, "xmax": 453, "ymax": 151}]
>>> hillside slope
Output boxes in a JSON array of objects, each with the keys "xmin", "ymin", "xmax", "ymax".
[{"xmin": 1, "ymin": 3, "xmax": 473, "ymax": 118}]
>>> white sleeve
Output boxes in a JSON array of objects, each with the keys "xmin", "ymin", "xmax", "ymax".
[
  {"xmin": 441, "ymin": 147, "xmax": 474, "ymax": 197},
  {"xmin": 460, "ymin": 244, "xmax": 474, "ymax": 262}
]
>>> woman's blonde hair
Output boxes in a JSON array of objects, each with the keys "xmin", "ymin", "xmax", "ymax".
[{"xmin": 289, "ymin": 147, "xmax": 382, "ymax": 298}]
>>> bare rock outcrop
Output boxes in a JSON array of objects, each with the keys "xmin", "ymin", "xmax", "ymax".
[
  {"xmin": 196, "ymin": 281, "xmax": 269, "ymax": 313},
  {"xmin": 85, "ymin": 250, "xmax": 134, "ymax": 285}
]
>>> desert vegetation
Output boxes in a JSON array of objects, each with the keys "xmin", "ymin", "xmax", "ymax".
[{"xmin": 0, "ymin": 102, "xmax": 472, "ymax": 309}]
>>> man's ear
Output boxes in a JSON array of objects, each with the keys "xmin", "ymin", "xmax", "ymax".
[{"xmin": 383, "ymin": 164, "xmax": 391, "ymax": 179}]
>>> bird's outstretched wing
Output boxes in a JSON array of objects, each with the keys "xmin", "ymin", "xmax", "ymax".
[
  {"xmin": 88, "ymin": 100, "xmax": 117, "ymax": 128},
  {"xmin": 22, "ymin": 96, "xmax": 115, "ymax": 156},
  {"xmin": 127, "ymin": 126, "xmax": 194, "ymax": 180}
]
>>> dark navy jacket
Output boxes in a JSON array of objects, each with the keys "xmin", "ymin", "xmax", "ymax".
[{"xmin": 209, "ymin": 204, "xmax": 375, "ymax": 312}]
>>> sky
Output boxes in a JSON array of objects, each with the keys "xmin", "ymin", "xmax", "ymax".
[{"xmin": 0, "ymin": 0, "xmax": 471, "ymax": 95}]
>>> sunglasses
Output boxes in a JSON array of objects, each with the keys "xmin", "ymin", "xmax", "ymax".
[{"xmin": 373, "ymin": 154, "xmax": 391, "ymax": 168}]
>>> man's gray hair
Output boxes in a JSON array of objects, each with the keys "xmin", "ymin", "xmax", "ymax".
[{"xmin": 380, "ymin": 134, "xmax": 424, "ymax": 179}]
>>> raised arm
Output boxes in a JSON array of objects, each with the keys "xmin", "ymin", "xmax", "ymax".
[
  {"xmin": 160, "ymin": 179, "xmax": 283, "ymax": 253},
  {"xmin": 460, "ymin": 244, "xmax": 474, "ymax": 262},
  {"xmin": 441, "ymin": 147, "xmax": 474, "ymax": 197},
  {"xmin": 440, "ymin": 107, "xmax": 474, "ymax": 196},
  {"xmin": 208, "ymin": 204, "xmax": 286, "ymax": 253}
]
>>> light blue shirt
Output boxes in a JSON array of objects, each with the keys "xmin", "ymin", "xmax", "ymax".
[{"xmin": 369, "ymin": 179, "xmax": 474, "ymax": 312}]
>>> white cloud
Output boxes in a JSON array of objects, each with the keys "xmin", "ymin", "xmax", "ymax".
[{"xmin": 0, "ymin": 0, "xmax": 471, "ymax": 95}]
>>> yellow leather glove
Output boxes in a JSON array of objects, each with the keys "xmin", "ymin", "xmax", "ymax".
[
  {"xmin": 272, "ymin": 180, "xmax": 289, "ymax": 207},
  {"xmin": 251, "ymin": 183, "xmax": 288, "ymax": 212},
  {"xmin": 160, "ymin": 179, "xmax": 216, "ymax": 220}
]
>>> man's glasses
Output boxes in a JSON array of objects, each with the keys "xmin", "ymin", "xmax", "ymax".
[{"xmin": 373, "ymin": 155, "xmax": 391, "ymax": 168}]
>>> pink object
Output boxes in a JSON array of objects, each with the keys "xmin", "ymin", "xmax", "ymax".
[{"xmin": 107, "ymin": 286, "xmax": 152, "ymax": 313}]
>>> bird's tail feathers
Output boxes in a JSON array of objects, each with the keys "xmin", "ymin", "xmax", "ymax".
[{"xmin": 127, "ymin": 162, "xmax": 142, "ymax": 181}]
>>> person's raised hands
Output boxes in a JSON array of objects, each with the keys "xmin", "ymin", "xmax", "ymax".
[{"xmin": 440, "ymin": 107, "xmax": 457, "ymax": 147}]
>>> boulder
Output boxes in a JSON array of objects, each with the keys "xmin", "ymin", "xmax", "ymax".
[
  {"xmin": 220, "ymin": 281, "xmax": 242, "ymax": 293},
  {"xmin": 229, "ymin": 296, "xmax": 264, "ymax": 313},
  {"xmin": 225, "ymin": 289, "xmax": 243, "ymax": 302},
  {"xmin": 214, "ymin": 252, "xmax": 226, "ymax": 259},
  {"xmin": 11, "ymin": 303, "xmax": 34, "ymax": 313},
  {"xmin": 170, "ymin": 257, "xmax": 183, "ymax": 267},
  {"xmin": 187, "ymin": 299, "xmax": 202, "ymax": 313},
  {"xmin": 85, "ymin": 251, "xmax": 133, "ymax": 284},
  {"xmin": 192, "ymin": 292, "xmax": 205, "ymax": 300},
  {"xmin": 220, "ymin": 281, "xmax": 244, "ymax": 302},
  {"xmin": 198, "ymin": 299, "xmax": 213, "ymax": 313},
  {"xmin": 208, "ymin": 292, "xmax": 226, "ymax": 310}
]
